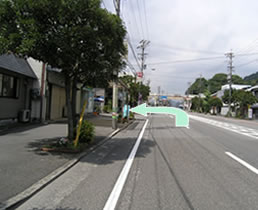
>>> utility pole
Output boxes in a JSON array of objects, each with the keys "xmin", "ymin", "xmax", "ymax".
[
  {"xmin": 157, "ymin": 86, "xmax": 161, "ymax": 106},
  {"xmin": 137, "ymin": 40, "xmax": 150, "ymax": 83},
  {"xmin": 187, "ymin": 82, "xmax": 191, "ymax": 111},
  {"xmin": 112, "ymin": 0, "xmax": 121, "ymax": 129},
  {"xmin": 198, "ymin": 74, "xmax": 202, "ymax": 112},
  {"xmin": 225, "ymin": 50, "xmax": 234, "ymax": 116}
]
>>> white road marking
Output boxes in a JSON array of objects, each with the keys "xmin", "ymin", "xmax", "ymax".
[
  {"xmin": 225, "ymin": 152, "xmax": 258, "ymax": 175},
  {"xmin": 103, "ymin": 119, "xmax": 149, "ymax": 210},
  {"xmin": 189, "ymin": 115, "xmax": 258, "ymax": 140}
]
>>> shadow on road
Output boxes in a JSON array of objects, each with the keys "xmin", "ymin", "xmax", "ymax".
[{"xmin": 78, "ymin": 137, "xmax": 155, "ymax": 165}]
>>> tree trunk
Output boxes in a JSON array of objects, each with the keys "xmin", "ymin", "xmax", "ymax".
[
  {"xmin": 72, "ymin": 76, "xmax": 78, "ymax": 128},
  {"xmin": 65, "ymin": 75, "xmax": 74, "ymax": 141}
]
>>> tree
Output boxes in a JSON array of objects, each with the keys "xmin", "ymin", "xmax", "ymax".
[
  {"xmin": 191, "ymin": 96, "xmax": 203, "ymax": 112},
  {"xmin": 186, "ymin": 78, "xmax": 208, "ymax": 95},
  {"xmin": 208, "ymin": 97, "xmax": 222, "ymax": 114},
  {"xmin": 232, "ymin": 90, "xmax": 257, "ymax": 118},
  {"xmin": 120, "ymin": 75, "xmax": 150, "ymax": 107},
  {"xmin": 232, "ymin": 75, "xmax": 246, "ymax": 84},
  {"xmin": 187, "ymin": 73, "xmax": 246, "ymax": 95},
  {"xmin": 0, "ymin": 0, "xmax": 127, "ymax": 140},
  {"xmin": 222, "ymin": 89, "xmax": 237, "ymax": 105},
  {"xmin": 207, "ymin": 73, "xmax": 227, "ymax": 93}
]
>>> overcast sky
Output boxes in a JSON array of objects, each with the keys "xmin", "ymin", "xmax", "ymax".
[{"xmin": 103, "ymin": 0, "xmax": 258, "ymax": 95}]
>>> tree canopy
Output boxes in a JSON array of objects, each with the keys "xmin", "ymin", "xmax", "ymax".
[
  {"xmin": 186, "ymin": 78, "xmax": 208, "ymax": 94},
  {"xmin": 186, "ymin": 73, "xmax": 247, "ymax": 94},
  {"xmin": 0, "ymin": 0, "xmax": 127, "ymax": 140},
  {"xmin": 120, "ymin": 75, "xmax": 150, "ymax": 106}
]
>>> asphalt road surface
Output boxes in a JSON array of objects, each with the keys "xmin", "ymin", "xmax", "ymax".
[{"xmin": 16, "ymin": 114, "xmax": 258, "ymax": 210}]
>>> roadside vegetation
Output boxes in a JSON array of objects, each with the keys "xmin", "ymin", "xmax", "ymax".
[
  {"xmin": 0, "ymin": 0, "xmax": 127, "ymax": 144},
  {"xmin": 189, "ymin": 73, "xmax": 257, "ymax": 118}
]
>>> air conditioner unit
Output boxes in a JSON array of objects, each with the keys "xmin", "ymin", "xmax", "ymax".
[{"xmin": 18, "ymin": 110, "xmax": 30, "ymax": 122}]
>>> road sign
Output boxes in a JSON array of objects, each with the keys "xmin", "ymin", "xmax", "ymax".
[
  {"xmin": 130, "ymin": 103, "xmax": 189, "ymax": 128},
  {"xmin": 137, "ymin": 72, "xmax": 143, "ymax": 78}
]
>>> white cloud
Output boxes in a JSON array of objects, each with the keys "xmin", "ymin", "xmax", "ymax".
[{"xmin": 104, "ymin": 0, "xmax": 258, "ymax": 94}]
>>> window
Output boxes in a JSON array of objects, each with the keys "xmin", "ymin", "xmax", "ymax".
[{"xmin": 0, "ymin": 73, "xmax": 19, "ymax": 98}]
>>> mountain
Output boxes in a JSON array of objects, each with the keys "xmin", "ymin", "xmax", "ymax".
[
  {"xmin": 244, "ymin": 72, "xmax": 258, "ymax": 81},
  {"xmin": 186, "ymin": 73, "xmax": 246, "ymax": 94}
]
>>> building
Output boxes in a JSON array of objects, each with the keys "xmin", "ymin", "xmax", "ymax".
[
  {"xmin": 0, "ymin": 54, "xmax": 37, "ymax": 125},
  {"xmin": 212, "ymin": 84, "xmax": 251, "ymax": 116},
  {"xmin": 246, "ymin": 85, "xmax": 258, "ymax": 119}
]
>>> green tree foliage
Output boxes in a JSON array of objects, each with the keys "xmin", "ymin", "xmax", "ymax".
[
  {"xmin": 191, "ymin": 97, "xmax": 203, "ymax": 112},
  {"xmin": 244, "ymin": 71, "xmax": 258, "ymax": 81},
  {"xmin": 207, "ymin": 73, "xmax": 227, "ymax": 93},
  {"xmin": 208, "ymin": 97, "xmax": 222, "ymax": 114},
  {"xmin": 223, "ymin": 89, "xmax": 257, "ymax": 117},
  {"xmin": 186, "ymin": 78, "xmax": 208, "ymax": 94},
  {"xmin": 222, "ymin": 89, "xmax": 237, "ymax": 105},
  {"xmin": 0, "ymin": 0, "xmax": 127, "ymax": 140},
  {"xmin": 187, "ymin": 73, "xmax": 247, "ymax": 95},
  {"xmin": 232, "ymin": 90, "xmax": 257, "ymax": 117},
  {"xmin": 232, "ymin": 75, "xmax": 246, "ymax": 84},
  {"xmin": 244, "ymin": 71, "xmax": 258, "ymax": 86},
  {"xmin": 120, "ymin": 75, "xmax": 150, "ymax": 106}
]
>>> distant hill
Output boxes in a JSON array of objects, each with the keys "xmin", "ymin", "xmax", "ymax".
[
  {"xmin": 186, "ymin": 73, "xmax": 246, "ymax": 94},
  {"xmin": 244, "ymin": 72, "xmax": 258, "ymax": 81}
]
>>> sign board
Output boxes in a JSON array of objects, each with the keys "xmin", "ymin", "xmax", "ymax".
[
  {"xmin": 248, "ymin": 108, "xmax": 253, "ymax": 119},
  {"xmin": 137, "ymin": 72, "xmax": 143, "ymax": 78},
  {"xmin": 160, "ymin": 96, "xmax": 167, "ymax": 100}
]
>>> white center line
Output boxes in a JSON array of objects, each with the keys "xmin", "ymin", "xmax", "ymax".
[
  {"xmin": 103, "ymin": 119, "xmax": 149, "ymax": 210},
  {"xmin": 225, "ymin": 152, "xmax": 258, "ymax": 175},
  {"xmin": 189, "ymin": 115, "xmax": 258, "ymax": 140}
]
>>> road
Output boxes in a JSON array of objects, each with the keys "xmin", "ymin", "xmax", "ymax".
[{"xmin": 15, "ymin": 114, "xmax": 258, "ymax": 210}]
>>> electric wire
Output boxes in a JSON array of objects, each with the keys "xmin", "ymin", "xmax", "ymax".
[
  {"xmin": 148, "ymin": 56, "xmax": 225, "ymax": 65},
  {"xmin": 136, "ymin": 0, "xmax": 145, "ymax": 39},
  {"xmin": 235, "ymin": 59, "xmax": 258, "ymax": 68},
  {"xmin": 142, "ymin": 0, "xmax": 150, "ymax": 40},
  {"xmin": 128, "ymin": 0, "xmax": 141, "ymax": 39}
]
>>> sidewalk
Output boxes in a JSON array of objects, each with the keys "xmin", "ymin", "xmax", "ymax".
[{"xmin": 0, "ymin": 114, "xmax": 126, "ymax": 205}]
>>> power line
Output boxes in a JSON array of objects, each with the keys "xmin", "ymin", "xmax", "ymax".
[
  {"xmin": 235, "ymin": 59, "xmax": 258, "ymax": 68},
  {"xmin": 127, "ymin": 0, "xmax": 142, "ymax": 39},
  {"xmin": 125, "ymin": 58, "xmax": 137, "ymax": 75},
  {"xmin": 148, "ymin": 56, "xmax": 225, "ymax": 65},
  {"xmin": 235, "ymin": 52, "xmax": 258, "ymax": 56},
  {"xmin": 136, "ymin": 0, "xmax": 145, "ymax": 39},
  {"xmin": 151, "ymin": 42, "xmax": 223, "ymax": 55},
  {"xmin": 142, "ymin": 0, "xmax": 150, "ymax": 40},
  {"xmin": 126, "ymin": 36, "xmax": 141, "ymax": 70},
  {"xmin": 235, "ymin": 38, "xmax": 258, "ymax": 54}
]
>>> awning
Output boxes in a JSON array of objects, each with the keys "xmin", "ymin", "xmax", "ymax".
[{"xmin": 251, "ymin": 103, "xmax": 258, "ymax": 109}]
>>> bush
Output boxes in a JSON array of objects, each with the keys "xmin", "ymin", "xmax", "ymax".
[
  {"xmin": 129, "ymin": 112, "xmax": 135, "ymax": 119},
  {"xmin": 74, "ymin": 120, "xmax": 95, "ymax": 143},
  {"xmin": 103, "ymin": 105, "xmax": 109, "ymax": 113},
  {"xmin": 103, "ymin": 105, "xmax": 112, "ymax": 113}
]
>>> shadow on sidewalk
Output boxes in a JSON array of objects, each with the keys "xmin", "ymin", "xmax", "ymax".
[{"xmin": 0, "ymin": 123, "xmax": 46, "ymax": 136}]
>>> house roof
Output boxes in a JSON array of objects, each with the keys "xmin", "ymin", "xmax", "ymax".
[
  {"xmin": 0, "ymin": 54, "xmax": 37, "ymax": 79},
  {"xmin": 221, "ymin": 84, "xmax": 251, "ymax": 90},
  {"xmin": 246, "ymin": 85, "xmax": 258, "ymax": 92}
]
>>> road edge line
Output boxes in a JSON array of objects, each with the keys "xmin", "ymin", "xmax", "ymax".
[
  {"xmin": 103, "ymin": 119, "xmax": 149, "ymax": 210},
  {"xmin": 0, "ymin": 120, "xmax": 135, "ymax": 210},
  {"xmin": 225, "ymin": 151, "xmax": 258, "ymax": 175}
]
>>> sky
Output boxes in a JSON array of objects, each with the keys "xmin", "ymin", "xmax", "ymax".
[{"xmin": 102, "ymin": 0, "xmax": 258, "ymax": 95}]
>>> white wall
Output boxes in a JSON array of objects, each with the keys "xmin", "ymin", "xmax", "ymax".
[{"xmin": 27, "ymin": 58, "xmax": 46, "ymax": 121}]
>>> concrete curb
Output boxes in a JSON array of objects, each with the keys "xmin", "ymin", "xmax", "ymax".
[{"xmin": 0, "ymin": 120, "xmax": 134, "ymax": 210}]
